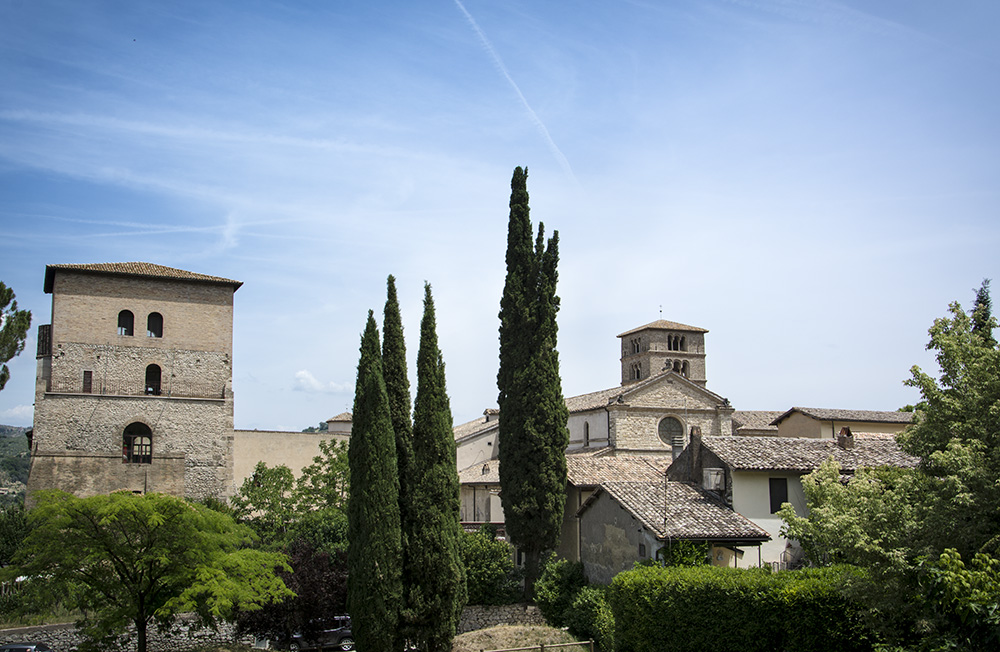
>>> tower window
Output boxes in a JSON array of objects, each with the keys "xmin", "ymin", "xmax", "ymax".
[
  {"xmin": 82, "ymin": 371, "xmax": 92, "ymax": 394},
  {"xmin": 117, "ymin": 310, "xmax": 134, "ymax": 336},
  {"xmin": 682, "ymin": 361, "xmax": 689, "ymax": 377},
  {"xmin": 123, "ymin": 422, "xmax": 152, "ymax": 464},
  {"xmin": 145, "ymin": 364, "xmax": 161, "ymax": 396},
  {"xmin": 631, "ymin": 362, "xmax": 642, "ymax": 380},
  {"xmin": 147, "ymin": 312, "xmax": 163, "ymax": 338}
]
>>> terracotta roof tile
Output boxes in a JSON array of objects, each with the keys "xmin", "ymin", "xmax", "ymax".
[
  {"xmin": 771, "ymin": 407, "xmax": 915, "ymax": 426},
  {"xmin": 45, "ymin": 262, "xmax": 242, "ymax": 293},
  {"xmin": 566, "ymin": 455, "xmax": 672, "ymax": 486},
  {"xmin": 732, "ymin": 411, "xmax": 783, "ymax": 434},
  {"xmin": 591, "ymin": 481, "xmax": 770, "ymax": 542},
  {"xmin": 618, "ymin": 320, "xmax": 708, "ymax": 337},
  {"xmin": 701, "ymin": 435, "xmax": 918, "ymax": 473}
]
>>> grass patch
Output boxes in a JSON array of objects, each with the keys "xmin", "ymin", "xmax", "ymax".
[{"xmin": 452, "ymin": 624, "xmax": 586, "ymax": 652}]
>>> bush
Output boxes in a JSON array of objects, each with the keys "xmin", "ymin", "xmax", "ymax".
[
  {"xmin": 609, "ymin": 564, "xmax": 873, "ymax": 652},
  {"xmin": 534, "ymin": 554, "xmax": 587, "ymax": 628},
  {"xmin": 460, "ymin": 525, "xmax": 521, "ymax": 605},
  {"xmin": 564, "ymin": 585, "xmax": 614, "ymax": 652}
]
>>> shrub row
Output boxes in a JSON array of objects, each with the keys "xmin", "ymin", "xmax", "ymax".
[{"xmin": 608, "ymin": 564, "xmax": 873, "ymax": 652}]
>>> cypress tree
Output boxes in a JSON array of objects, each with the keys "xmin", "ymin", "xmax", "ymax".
[
  {"xmin": 497, "ymin": 167, "xmax": 570, "ymax": 597},
  {"xmin": 407, "ymin": 283, "xmax": 467, "ymax": 652},
  {"xmin": 347, "ymin": 311, "xmax": 402, "ymax": 652},
  {"xmin": 383, "ymin": 275, "xmax": 417, "ymax": 651}
]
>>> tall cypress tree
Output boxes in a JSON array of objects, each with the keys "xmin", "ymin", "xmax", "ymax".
[
  {"xmin": 407, "ymin": 283, "xmax": 467, "ymax": 652},
  {"xmin": 497, "ymin": 167, "xmax": 569, "ymax": 597},
  {"xmin": 347, "ymin": 311, "xmax": 402, "ymax": 652},
  {"xmin": 383, "ymin": 275, "xmax": 416, "ymax": 650}
]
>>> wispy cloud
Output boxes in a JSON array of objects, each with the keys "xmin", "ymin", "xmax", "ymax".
[
  {"xmin": 452, "ymin": 0, "xmax": 577, "ymax": 184},
  {"xmin": 0, "ymin": 404, "xmax": 32, "ymax": 422},
  {"xmin": 293, "ymin": 370, "xmax": 350, "ymax": 394}
]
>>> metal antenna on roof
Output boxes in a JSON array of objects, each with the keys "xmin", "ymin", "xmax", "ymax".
[{"xmin": 659, "ymin": 305, "xmax": 662, "ymax": 318}]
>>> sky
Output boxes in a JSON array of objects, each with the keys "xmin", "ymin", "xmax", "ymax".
[{"xmin": 1, "ymin": 0, "xmax": 998, "ymax": 431}]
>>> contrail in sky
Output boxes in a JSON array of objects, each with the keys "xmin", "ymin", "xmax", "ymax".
[{"xmin": 453, "ymin": 0, "xmax": 578, "ymax": 184}]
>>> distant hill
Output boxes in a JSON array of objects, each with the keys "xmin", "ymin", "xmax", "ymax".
[{"xmin": 0, "ymin": 425, "xmax": 30, "ymax": 504}]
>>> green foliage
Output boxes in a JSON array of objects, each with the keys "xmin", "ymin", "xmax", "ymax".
[
  {"xmin": 294, "ymin": 438, "xmax": 350, "ymax": 513},
  {"xmin": 460, "ymin": 525, "xmax": 521, "ymax": 605},
  {"xmin": 0, "ymin": 502, "xmax": 28, "ymax": 568},
  {"xmin": 609, "ymin": 564, "xmax": 872, "ymax": 652},
  {"xmin": 915, "ymin": 549, "xmax": 1000, "ymax": 651},
  {"xmin": 497, "ymin": 166, "xmax": 569, "ymax": 595},
  {"xmin": 301, "ymin": 421, "xmax": 329, "ymax": 433},
  {"xmin": 404, "ymin": 283, "xmax": 467, "ymax": 652},
  {"xmin": 656, "ymin": 540, "xmax": 710, "ymax": 567},
  {"xmin": 534, "ymin": 555, "xmax": 587, "ymax": 628},
  {"xmin": 0, "ymin": 282, "xmax": 31, "ymax": 393},
  {"xmin": 347, "ymin": 311, "xmax": 402, "ymax": 651},
  {"xmin": 8, "ymin": 491, "xmax": 291, "ymax": 652},
  {"xmin": 230, "ymin": 461, "xmax": 297, "ymax": 550},
  {"xmin": 564, "ymin": 585, "xmax": 614, "ymax": 652}
]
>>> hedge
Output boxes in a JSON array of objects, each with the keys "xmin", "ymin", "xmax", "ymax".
[{"xmin": 608, "ymin": 564, "xmax": 873, "ymax": 652}]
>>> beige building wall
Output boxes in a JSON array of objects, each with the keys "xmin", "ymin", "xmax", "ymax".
[
  {"xmin": 567, "ymin": 412, "xmax": 610, "ymax": 450},
  {"xmin": 775, "ymin": 412, "xmax": 909, "ymax": 439},
  {"xmin": 730, "ymin": 471, "xmax": 807, "ymax": 567},
  {"xmin": 232, "ymin": 429, "xmax": 350, "ymax": 493}
]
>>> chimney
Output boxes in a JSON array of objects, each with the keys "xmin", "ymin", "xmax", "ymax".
[
  {"xmin": 836, "ymin": 426, "xmax": 854, "ymax": 450},
  {"xmin": 688, "ymin": 426, "xmax": 703, "ymax": 483}
]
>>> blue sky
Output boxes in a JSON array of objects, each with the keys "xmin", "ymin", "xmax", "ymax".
[{"xmin": 1, "ymin": 0, "xmax": 998, "ymax": 430}]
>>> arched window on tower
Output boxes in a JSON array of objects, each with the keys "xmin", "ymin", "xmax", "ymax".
[
  {"xmin": 118, "ymin": 310, "xmax": 134, "ymax": 336},
  {"xmin": 682, "ymin": 361, "xmax": 690, "ymax": 377},
  {"xmin": 673, "ymin": 360, "xmax": 682, "ymax": 373},
  {"xmin": 679, "ymin": 336, "xmax": 686, "ymax": 351},
  {"xmin": 147, "ymin": 312, "xmax": 163, "ymax": 338},
  {"xmin": 122, "ymin": 422, "xmax": 152, "ymax": 464},
  {"xmin": 145, "ymin": 364, "xmax": 161, "ymax": 396}
]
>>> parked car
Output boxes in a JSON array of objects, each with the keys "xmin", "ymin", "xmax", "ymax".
[
  {"xmin": 283, "ymin": 616, "xmax": 353, "ymax": 651},
  {"xmin": 0, "ymin": 645, "xmax": 54, "ymax": 652}
]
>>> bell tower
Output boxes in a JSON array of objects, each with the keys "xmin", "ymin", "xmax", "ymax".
[{"xmin": 618, "ymin": 319, "xmax": 708, "ymax": 387}]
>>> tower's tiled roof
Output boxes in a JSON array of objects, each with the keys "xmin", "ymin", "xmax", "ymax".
[
  {"xmin": 585, "ymin": 481, "xmax": 770, "ymax": 543},
  {"xmin": 44, "ymin": 262, "xmax": 242, "ymax": 293},
  {"xmin": 618, "ymin": 319, "xmax": 708, "ymax": 337}
]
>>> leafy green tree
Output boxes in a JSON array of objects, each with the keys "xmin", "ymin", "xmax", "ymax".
[
  {"xmin": 0, "ymin": 502, "xmax": 28, "ymax": 568},
  {"xmin": 294, "ymin": 438, "xmax": 350, "ymax": 513},
  {"xmin": 347, "ymin": 311, "xmax": 402, "ymax": 652},
  {"xmin": 382, "ymin": 275, "xmax": 417, "ymax": 649},
  {"xmin": 497, "ymin": 166, "xmax": 569, "ymax": 596},
  {"xmin": 9, "ymin": 491, "xmax": 291, "ymax": 652},
  {"xmin": 231, "ymin": 461, "xmax": 297, "ymax": 550},
  {"xmin": 405, "ymin": 283, "xmax": 467, "ymax": 652},
  {"xmin": 534, "ymin": 554, "xmax": 587, "ymax": 628},
  {"xmin": 461, "ymin": 525, "xmax": 521, "ymax": 605},
  {"xmin": 780, "ymin": 283, "xmax": 1000, "ymax": 648},
  {"xmin": 971, "ymin": 278, "xmax": 996, "ymax": 346},
  {"xmin": 0, "ymin": 282, "xmax": 31, "ymax": 393}
]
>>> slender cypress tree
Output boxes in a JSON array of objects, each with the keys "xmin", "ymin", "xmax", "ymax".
[
  {"xmin": 383, "ymin": 275, "xmax": 416, "ymax": 651},
  {"xmin": 497, "ymin": 167, "xmax": 569, "ymax": 597},
  {"xmin": 407, "ymin": 283, "xmax": 467, "ymax": 652},
  {"xmin": 347, "ymin": 311, "xmax": 402, "ymax": 652}
]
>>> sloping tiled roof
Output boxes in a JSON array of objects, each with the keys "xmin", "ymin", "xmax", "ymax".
[
  {"xmin": 453, "ymin": 412, "xmax": 500, "ymax": 442},
  {"xmin": 564, "ymin": 370, "xmax": 727, "ymax": 415},
  {"xmin": 618, "ymin": 320, "xmax": 708, "ymax": 337},
  {"xmin": 588, "ymin": 481, "xmax": 770, "ymax": 542},
  {"xmin": 701, "ymin": 435, "xmax": 919, "ymax": 473},
  {"xmin": 44, "ymin": 262, "xmax": 242, "ymax": 293},
  {"xmin": 565, "ymin": 386, "xmax": 626, "ymax": 413},
  {"xmin": 771, "ymin": 407, "xmax": 915, "ymax": 426},
  {"xmin": 459, "ymin": 460, "xmax": 500, "ymax": 484},
  {"xmin": 566, "ymin": 455, "xmax": 672, "ymax": 487},
  {"xmin": 732, "ymin": 411, "xmax": 782, "ymax": 434},
  {"xmin": 327, "ymin": 412, "xmax": 352, "ymax": 422}
]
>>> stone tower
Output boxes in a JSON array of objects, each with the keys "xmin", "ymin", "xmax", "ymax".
[
  {"xmin": 618, "ymin": 319, "xmax": 708, "ymax": 387},
  {"xmin": 28, "ymin": 262, "xmax": 242, "ymax": 501}
]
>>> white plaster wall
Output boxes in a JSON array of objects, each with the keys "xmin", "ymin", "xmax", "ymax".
[{"xmin": 730, "ymin": 471, "xmax": 807, "ymax": 567}]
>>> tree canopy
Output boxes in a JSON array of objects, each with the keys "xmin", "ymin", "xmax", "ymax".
[
  {"xmin": 9, "ymin": 491, "xmax": 290, "ymax": 652},
  {"xmin": 496, "ymin": 166, "xmax": 569, "ymax": 596},
  {"xmin": 0, "ymin": 282, "xmax": 31, "ymax": 393},
  {"xmin": 780, "ymin": 283, "xmax": 1000, "ymax": 649}
]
